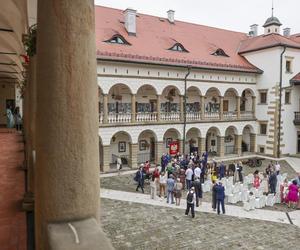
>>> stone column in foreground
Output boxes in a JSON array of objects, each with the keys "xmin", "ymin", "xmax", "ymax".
[{"xmin": 35, "ymin": 0, "xmax": 112, "ymax": 249}]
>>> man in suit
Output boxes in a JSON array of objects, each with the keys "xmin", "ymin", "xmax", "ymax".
[
  {"xmin": 269, "ymin": 170, "xmax": 277, "ymax": 194},
  {"xmin": 192, "ymin": 177, "xmax": 203, "ymax": 207},
  {"xmin": 219, "ymin": 161, "xmax": 226, "ymax": 179},
  {"xmin": 135, "ymin": 166, "xmax": 145, "ymax": 193},
  {"xmin": 215, "ymin": 182, "xmax": 225, "ymax": 214}
]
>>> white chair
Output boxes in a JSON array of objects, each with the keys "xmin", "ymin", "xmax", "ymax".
[
  {"xmin": 255, "ymin": 198, "xmax": 261, "ymax": 208},
  {"xmin": 259, "ymin": 195, "xmax": 267, "ymax": 208},
  {"xmin": 266, "ymin": 194, "xmax": 275, "ymax": 206},
  {"xmin": 249, "ymin": 196, "xmax": 256, "ymax": 210},
  {"xmin": 256, "ymin": 189, "xmax": 263, "ymax": 198},
  {"xmin": 228, "ymin": 193, "xmax": 239, "ymax": 204},
  {"xmin": 243, "ymin": 201, "xmax": 251, "ymax": 211},
  {"xmin": 241, "ymin": 190, "xmax": 250, "ymax": 202},
  {"xmin": 227, "ymin": 176, "xmax": 234, "ymax": 186},
  {"xmin": 233, "ymin": 184, "xmax": 240, "ymax": 194},
  {"xmin": 225, "ymin": 185, "xmax": 233, "ymax": 196},
  {"xmin": 275, "ymin": 192, "xmax": 281, "ymax": 204}
]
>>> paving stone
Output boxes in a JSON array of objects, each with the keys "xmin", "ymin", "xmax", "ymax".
[{"xmin": 101, "ymin": 198, "xmax": 300, "ymax": 250}]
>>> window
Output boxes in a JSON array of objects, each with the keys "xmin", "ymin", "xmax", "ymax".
[
  {"xmin": 104, "ymin": 35, "xmax": 130, "ymax": 45},
  {"xmin": 259, "ymin": 92, "xmax": 267, "ymax": 104},
  {"xmin": 286, "ymin": 60, "xmax": 292, "ymax": 73},
  {"xmin": 168, "ymin": 43, "xmax": 188, "ymax": 52},
  {"xmin": 259, "ymin": 146, "xmax": 265, "ymax": 154},
  {"xmin": 285, "ymin": 90, "xmax": 291, "ymax": 104},
  {"xmin": 212, "ymin": 48, "xmax": 229, "ymax": 57},
  {"xmin": 260, "ymin": 123, "xmax": 267, "ymax": 135}
]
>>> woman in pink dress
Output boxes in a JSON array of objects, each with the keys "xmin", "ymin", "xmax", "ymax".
[
  {"xmin": 253, "ymin": 175, "xmax": 260, "ymax": 189},
  {"xmin": 286, "ymin": 180, "xmax": 299, "ymax": 209}
]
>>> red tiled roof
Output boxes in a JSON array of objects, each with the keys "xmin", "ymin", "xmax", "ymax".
[
  {"xmin": 95, "ymin": 6, "xmax": 261, "ymax": 73},
  {"xmin": 290, "ymin": 72, "xmax": 300, "ymax": 84},
  {"xmin": 239, "ymin": 33, "xmax": 300, "ymax": 54},
  {"xmin": 290, "ymin": 33, "xmax": 300, "ymax": 44}
]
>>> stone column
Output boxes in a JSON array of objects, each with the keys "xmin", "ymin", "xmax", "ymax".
[
  {"xmin": 179, "ymin": 139, "xmax": 184, "ymax": 155},
  {"xmin": 129, "ymin": 143, "xmax": 138, "ymax": 169},
  {"xmin": 252, "ymin": 96, "xmax": 256, "ymax": 117},
  {"xmin": 250, "ymin": 133, "xmax": 256, "ymax": 153},
  {"xmin": 236, "ymin": 96, "xmax": 241, "ymax": 119},
  {"xmin": 102, "ymin": 145, "xmax": 111, "ymax": 172},
  {"xmin": 131, "ymin": 94, "xmax": 136, "ymax": 123},
  {"xmin": 198, "ymin": 137, "xmax": 206, "ymax": 155},
  {"xmin": 234, "ymin": 134, "xmax": 242, "ymax": 156},
  {"xmin": 200, "ymin": 96, "xmax": 205, "ymax": 120},
  {"xmin": 103, "ymin": 94, "xmax": 108, "ymax": 123},
  {"xmin": 156, "ymin": 95, "xmax": 161, "ymax": 122},
  {"xmin": 217, "ymin": 136, "xmax": 225, "ymax": 157},
  {"xmin": 22, "ymin": 56, "xmax": 37, "ymax": 212},
  {"xmin": 219, "ymin": 96, "xmax": 224, "ymax": 120},
  {"xmin": 180, "ymin": 95, "xmax": 184, "ymax": 121},
  {"xmin": 155, "ymin": 141, "xmax": 164, "ymax": 165},
  {"xmin": 35, "ymin": 1, "xmax": 112, "ymax": 249}
]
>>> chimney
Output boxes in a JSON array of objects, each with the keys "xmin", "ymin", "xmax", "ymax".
[
  {"xmin": 167, "ymin": 10, "xmax": 175, "ymax": 23},
  {"xmin": 250, "ymin": 24, "xmax": 258, "ymax": 37},
  {"xmin": 124, "ymin": 8, "xmax": 137, "ymax": 35},
  {"xmin": 283, "ymin": 27, "xmax": 291, "ymax": 36}
]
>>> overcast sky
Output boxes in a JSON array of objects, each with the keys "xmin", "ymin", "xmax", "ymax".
[{"xmin": 94, "ymin": 0, "xmax": 300, "ymax": 35}]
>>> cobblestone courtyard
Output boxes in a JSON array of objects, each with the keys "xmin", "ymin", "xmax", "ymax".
[{"xmin": 101, "ymin": 198, "xmax": 300, "ymax": 250}]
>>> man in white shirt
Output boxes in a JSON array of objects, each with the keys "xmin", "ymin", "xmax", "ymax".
[
  {"xmin": 185, "ymin": 166, "xmax": 193, "ymax": 190},
  {"xmin": 194, "ymin": 165, "xmax": 201, "ymax": 180}
]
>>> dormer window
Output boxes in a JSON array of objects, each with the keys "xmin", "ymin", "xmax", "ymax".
[
  {"xmin": 212, "ymin": 48, "xmax": 229, "ymax": 57},
  {"xmin": 104, "ymin": 35, "xmax": 130, "ymax": 45},
  {"xmin": 168, "ymin": 43, "xmax": 188, "ymax": 52}
]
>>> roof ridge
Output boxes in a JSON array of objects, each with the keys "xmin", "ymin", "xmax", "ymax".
[{"xmin": 95, "ymin": 4, "xmax": 247, "ymax": 36}]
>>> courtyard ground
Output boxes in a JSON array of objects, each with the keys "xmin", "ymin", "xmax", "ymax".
[{"xmin": 101, "ymin": 198, "xmax": 300, "ymax": 250}]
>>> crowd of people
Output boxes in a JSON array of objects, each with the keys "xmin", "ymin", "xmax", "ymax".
[{"xmin": 134, "ymin": 152, "xmax": 300, "ymax": 218}]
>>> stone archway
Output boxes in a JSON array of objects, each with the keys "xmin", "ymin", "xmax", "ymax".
[
  {"xmin": 137, "ymin": 130, "xmax": 158, "ymax": 164},
  {"xmin": 163, "ymin": 128, "xmax": 181, "ymax": 154},
  {"xmin": 186, "ymin": 127, "xmax": 201, "ymax": 155},
  {"xmin": 224, "ymin": 126, "xmax": 239, "ymax": 155},
  {"xmin": 206, "ymin": 127, "xmax": 221, "ymax": 156},
  {"xmin": 110, "ymin": 131, "xmax": 132, "ymax": 169},
  {"xmin": 242, "ymin": 125, "xmax": 255, "ymax": 153}
]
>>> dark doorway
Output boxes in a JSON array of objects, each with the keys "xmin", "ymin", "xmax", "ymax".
[
  {"xmin": 297, "ymin": 132, "xmax": 300, "ymax": 153},
  {"xmin": 150, "ymin": 137, "xmax": 155, "ymax": 161}
]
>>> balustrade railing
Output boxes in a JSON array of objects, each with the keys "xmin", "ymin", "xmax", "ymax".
[
  {"xmin": 240, "ymin": 111, "xmax": 254, "ymax": 119},
  {"xmin": 107, "ymin": 113, "xmax": 131, "ymax": 123},
  {"xmin": 224, "ymin": 111, "xmax": 237, "ymax": 120},
  {"xmin": 204, "ymin": 111, "xmax": 220, "ymax": 120},
  {"xmin": 160, "ymin": 112, "xmax": 181, "ymax": 121},
  {"xmin": 186, "ymin": 112, "xmax": 201, "ymax": 121},
  {"xmin": 136, "ymin": 112, "xmax": 157, "ymax": 122},
  {"xmin": 99, "ymin": 110, "xmax": 256, "ymax": 125}
]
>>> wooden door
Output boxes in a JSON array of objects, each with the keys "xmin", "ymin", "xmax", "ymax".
[{"xmin": 223, "ymin": 100, "xmax": 229, "ymax": 112}]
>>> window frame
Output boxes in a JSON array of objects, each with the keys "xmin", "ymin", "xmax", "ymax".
[
  {"xmin": 168, "ymin": 43, "xmax": 189, "ymax": 53},
  {"xmin": 258, "ymin": 90, "xmax": 268, "ymax": 104},
  {"xmin": 284, "ymin": 89, "xmax": 291, "ymax": 104},
  {"xmin": 104, "ymin": 35, "xmax": 131, "ymax": 45},
  {"xmin": 259, "ymin": 122, "xmax": 268, "ymax": 135},
  {"xmin": 211, "ymin": 48, "xmax": 229, "ymax": 57}
]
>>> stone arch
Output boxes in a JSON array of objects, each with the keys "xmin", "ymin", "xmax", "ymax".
[
  {"xmin": 205, "ymin": 87, "xmax": 221, "ymax": 97},
  {"xmin": 242, "ymin": 125, "xmax": 255, "ymax": 153},
  {"xmin": 136, "ymin": 85, "xmax": 158, "ymax": 120},
  {"xmin": 137, "ymin": 129, "xmax": 158, "ymax": 164},
  {"xmin": 160, "ymin": 86, "xmax": 181, "ymax": 117},
  {"xmin": 136, "ymin": 84, "xmax": 158, "ymax": 95},
  {"xmin": 108, "ymin": 83, "xmax": 133, "ymax": 95},
  {"xmin": 224, "ymin": 126, "xmax": 239, "ymax": 155},
  {"xmin": 206, "ymin": 126, "xmax": 221, "ymax": 156},
  {"xmin": 241, "ymin": 88, "xmax": 255, "ymax": 113},
  {"xmin": 162, "ymin": 128, "xmax": 182, "ymax": 154},
  {"xmin": 109, "ymin": 131, "xmax": 133, "ymax": 168},
  {"xmin": 186, "ymin": 127, "xmax": 202, "ymax": 155}
]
